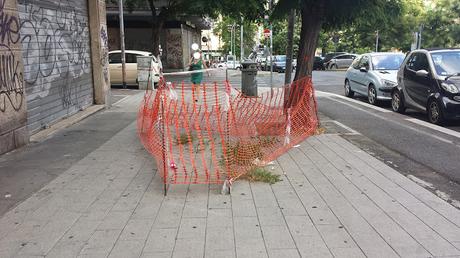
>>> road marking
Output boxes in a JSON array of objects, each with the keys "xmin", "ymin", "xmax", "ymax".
[
  {"xmin": 331, "ymin": 120, "xmax": 361, "ymax": 135},
  {"xmin": 405, "ymin": 118, "xmax": 460, "ymax": 140},
  {"xmin": 113, "ymin": 95, "xmax": 129, "ymax": 105},
  {"xmin": 323, "ymin": 96, "xmax": 455, "ymax": 145},
  {"xmin": 316, "ymin": 90, "xmax": 392, "ymax": 113}
]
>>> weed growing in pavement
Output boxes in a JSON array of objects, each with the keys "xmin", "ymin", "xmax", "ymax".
[
  {"xmin": 241, "ymin": 167, "xmax": 281, "ymax": 184},
  {"xmin": 176, "ymin": 133, "xmax": 194, "ymax": 145}
]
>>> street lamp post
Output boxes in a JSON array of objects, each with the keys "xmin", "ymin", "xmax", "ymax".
[{"xmin": 118, "ymin": 0, "xmax": 127, "ymax": 89}]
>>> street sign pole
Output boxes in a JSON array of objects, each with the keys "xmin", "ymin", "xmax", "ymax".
[
  {"xmin": 241, "ymin": 17, "xmax": 244, "ymax": 62},
  {"xmin": 375, "ymin": 30, "xmax": 379, "ymax": 52},
  {"xmin": 118, "ymin": 0, "xmax": 127, "ymax": 89}
]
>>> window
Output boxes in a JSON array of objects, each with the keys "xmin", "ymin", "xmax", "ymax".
[
  {"xmin": 126, "ymin": 53, "xmax": 140, "ymax": 63},
  {"xmin": 359, "ymin": 56, "xmax": 370, "ymax": 69},
  {"xmin": 336, "ymin": 55, "xmax": 347, "ymax": 60},
  {"xmin": 109, "ymin": 53, "xmax": 121, "ymax": 64},
  {"xmin": 431, "ymin": 51, "xmax": 460, "ymax": 76},
  {"xmin": 352, "ymin": 56, "xmax": 362, "ymax": 69},
  {"xmin": 372, "ymin": 54, "xmax": 405, "ymax": 70},
  {"xmin": 407, "ymin": 53, "xmax": 429, "ymax": 71}
]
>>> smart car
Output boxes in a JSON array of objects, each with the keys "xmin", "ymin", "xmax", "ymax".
[{"xmin": 391, "ymin": 49, "xmax": 460, "ymax": 124}]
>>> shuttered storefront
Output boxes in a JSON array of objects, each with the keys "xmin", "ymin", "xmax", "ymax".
[{"xmin": 18, "ymin": 0, "xmax": 93, "ymax": 133}]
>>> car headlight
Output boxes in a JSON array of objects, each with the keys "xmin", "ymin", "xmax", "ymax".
[
  {"xmin": 381, "ymin": 79, "xmax": 397, "ymax": 88},
  {"xmin": 441, "ymin": 82, "xmax": 459, "ymax": 93}
]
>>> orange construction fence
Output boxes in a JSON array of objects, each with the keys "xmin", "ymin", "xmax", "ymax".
[{"xmin": 137, "ymin": 76, "xmax": 318, "ymax": 192}]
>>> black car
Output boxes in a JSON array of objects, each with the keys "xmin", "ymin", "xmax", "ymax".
[
  {"xmin": 391, "ymin": 49, "xmax": 460, "ymax": 124},
  {"xmin": 313, "ymin": 56, "xmax": 325, "ymax": 70}
]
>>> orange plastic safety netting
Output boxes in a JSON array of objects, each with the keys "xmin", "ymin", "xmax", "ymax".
[{"xmin": 137, "ymin": 76, "xmax": 318, "ymax": 186}]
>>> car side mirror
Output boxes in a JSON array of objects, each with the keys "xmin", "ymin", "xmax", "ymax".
[
  {"xmin": 416, "ymin": 69, "xmax": 429, "ymax": 77},
  {"xmin": 359, "ymin": 67, "xmax": 368, "ymax": 72}
]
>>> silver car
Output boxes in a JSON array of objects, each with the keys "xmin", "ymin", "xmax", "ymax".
[
  {"xmin": 344, "ymin": 52, "xmax": 406, "ymax": 105},
  {"xmin": 327, "ymin": 54, "xmax": 357, "ymax": 69}
]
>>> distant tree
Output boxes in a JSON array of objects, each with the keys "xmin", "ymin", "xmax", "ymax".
[
  {"xmin": 273, "ymin": 0, "xmax": 403, "ymax": 80},
  {"xmin": 422, "ymin": 0, "xmax": 460, "ymax": 48},
  {"xmin": 113, "ymin": 0, "xmax": 265, "ymax": 57},
  {"xmin": 213, "ymin": 16, "xmax": 258, "ymax": 59}
]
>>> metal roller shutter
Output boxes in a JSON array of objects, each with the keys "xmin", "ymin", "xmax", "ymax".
[{"xmin": 18, "ymin": 0, "xmax": 93, "ymax": 133}]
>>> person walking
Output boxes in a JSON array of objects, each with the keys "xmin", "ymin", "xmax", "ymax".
[{"xmin": 189, "ymin": 51, "xmax": 208, "ymax": 102}]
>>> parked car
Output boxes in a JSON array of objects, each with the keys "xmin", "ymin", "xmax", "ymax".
[
  {"xmin": 391, "ymin": 48, "xmax": 460, "ymax": 124},
  {"xmin": 226, "ymin": 55, "xmax": 241, "ymax": 70},
  {"xmin": 108, "ymin": 50, "xmax": 162, "ymax": 87},
  {"xmin": 345, "ymin": 52, "xmax": 405, "ymax": 105},
  {"xmin": 313, "ymin": 56, "xmax": 325, "ymax": 70},
  {"xmin": 273, "ymin": 55, "xmax": 287, "ymax": 73},
  {"xmin": 326, "ymin": 54, "xmax": 358, "ymax": 69},
  {"xmin": 323, "ymin": 52, "xmax": 347, "ymax": 64}
]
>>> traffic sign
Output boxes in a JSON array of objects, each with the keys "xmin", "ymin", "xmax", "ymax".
[{"xmin": 264, "ymin": 28, "xmax": 271, "ymax": 38}]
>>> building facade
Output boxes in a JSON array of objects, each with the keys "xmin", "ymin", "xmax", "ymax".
[
  {"xmin": 106, "ymin": 5, "xmax": 210, "ymax": 70},
  {"xmin": 0, "ymin": 0, "xmax": 110, "ymax": 154}
]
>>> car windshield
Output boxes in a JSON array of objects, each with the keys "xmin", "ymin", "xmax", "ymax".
[
  {"xmin": 276, "ymin": 56, "xmax": 286, "ymax": 61},
  {"xmin": 372, "ymin": 54, "xmax": 405, "ymax": 70},
  {"xmin": 431, "ymin": 51, "xmax": 460, "ymax": 76}
]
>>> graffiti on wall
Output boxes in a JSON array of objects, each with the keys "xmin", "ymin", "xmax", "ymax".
[
  {"xmin": 0, "ymin": 0, "xmax": 24, "ymax": 112},
  {"xmin": 19, "ymin": 0, "xmax": 91, "ymax": 107},
  {"xmin": 100, "ymin": 25, "xmax": 109, "ymax": 84}
]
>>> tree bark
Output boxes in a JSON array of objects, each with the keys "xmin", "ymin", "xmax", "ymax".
[
  {"xmin": 294, "ymin": 2, "xmax": 326, "ymax": 81},
  {"xmin": 148, "ymin": 0, "xmax": 162, "ymax": 56},
  {"xmin": 284, "ymin": 9, "xmax": 295, "ymax": 85}
]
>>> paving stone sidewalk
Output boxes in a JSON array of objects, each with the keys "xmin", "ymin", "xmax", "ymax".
[{"xmin": 1, "ymin": 92, "xmax": 460, "ymax": 258}]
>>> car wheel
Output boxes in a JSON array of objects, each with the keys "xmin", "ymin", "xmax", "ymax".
[
  {"xmin": 368, "ymin": 85, "xmax": 378, "ymax": 105},
  {"xmin": 391, "ymin": 90, "xmax": 405, "ymax": 113},
  {"xmin": 331, "ymin": 64, "xmax": 338, "ymax": 70},
  {"xmin": 427, "ymin": 99, "xmax": 445, "ymax": 125},
  {"xmin": 344, "ymin": 80, "xmax": 354, "ymax": 98}
]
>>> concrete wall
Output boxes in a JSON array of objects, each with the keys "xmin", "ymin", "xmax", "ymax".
[
  {"xmin": 0, "ymin": 0, "xmax": 28, "ymax": 154},
  {"xmin": 0, "ymin": 0, "xmax": 109, "ymax": 155},
  {"xmin": 107, "ymin": 25, "xmax": 201, "ymax": 70}
]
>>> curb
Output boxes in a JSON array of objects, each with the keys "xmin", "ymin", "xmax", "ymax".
[{"xmin": 30, "ymin": 105, "xmax": 106, "ymax": 143}]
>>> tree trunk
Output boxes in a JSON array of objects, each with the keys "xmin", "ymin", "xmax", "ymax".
[
  {"xmin": 151, "ymin": 20, "xmax": 163, "ymax": 56},
  {"xmin": 148, "ymin": 0, "xmax": 162, "ymax": 56},
  {"xmin": 294, "ymin": 2, "xmax": 325, "ymax": 81},
  {"xmin": 284, "ymin": 9, "xmax": 295, "ymax": 85}
]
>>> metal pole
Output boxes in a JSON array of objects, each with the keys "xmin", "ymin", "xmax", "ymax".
[
  {"xmin": 233, "ymin": 23, "xmax": 236, "ymax": 69},
  {"xmin": 375, "ymin": 30, "xmax": 379, "ymax": 52},
  {"xmin": 240, "ymin": 17, "xmax": 244, "ymax": 61},
  {"xmin": 269, "ymin": 0, "xmax": 273, "ymax": 91},
  {"xmin": 118, "ymin": 0, "xmax": 127, "ymax": 89}
]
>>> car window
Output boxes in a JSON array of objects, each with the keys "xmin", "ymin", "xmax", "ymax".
[
  {"xmin": 109, "ymin": 53, "xmax": 121, "ymax": 64},
  {"xmin": 126, "ymin": 54, "xmax": 140, "ymax": 63},
  {"xmin": 406, "ymin": 53, "xmax": 417, "ymax": 70},
  {"xmin": 359, "ymin": 56, "xmax": 370, "ymax": 69},
  {"xmin": 372, "ymin": 54, "xmax": 405, "ymax": 70},
  {"xmin": 336, "ymin": 55, "xmax": 346, "ymax": 59},
  {"xmin": 352, "ymin": 56, "xmax": 362, "ymax": 69},
  {"xmin": 431, "ymin": 51, "xmax": 460, "ymax": 76}
]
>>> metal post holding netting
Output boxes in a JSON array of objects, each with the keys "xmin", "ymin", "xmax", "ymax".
[{"xmin": 137, "ymin": 74, "xmax": 319, "ymax": 195}]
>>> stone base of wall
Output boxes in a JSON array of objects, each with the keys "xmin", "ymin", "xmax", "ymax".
[{"xmin": 0, "ymin": 126, "xmax": 29, "ymax": 155}]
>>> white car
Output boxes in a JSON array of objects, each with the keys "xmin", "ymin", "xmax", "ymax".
[
  {"xmin": 108, "ymin": 50, "xmax": 162, "ymax": 86},
  {"xmin": 344, "ymin": 52, "xmax": 406, "ymax": 105}
]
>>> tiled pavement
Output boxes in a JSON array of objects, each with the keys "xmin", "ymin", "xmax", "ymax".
[{"xmin": 1, "ymin": 92, "xmax": 460, "ymax": 258}]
